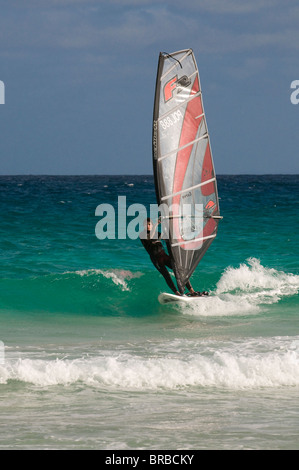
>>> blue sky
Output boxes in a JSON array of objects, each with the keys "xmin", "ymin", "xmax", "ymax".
[{"xmin": 0, "ymin": 0, "xmax": 298, "ymax": 175}]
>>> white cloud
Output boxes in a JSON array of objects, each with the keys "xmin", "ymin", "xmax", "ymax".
[
  {"xmin": 187, "ymin": 0, "xmax": 282, "ymax": 14},
  {"xmin": 1, "ymin": 1, "xmax": 299, "ymax": 70}
]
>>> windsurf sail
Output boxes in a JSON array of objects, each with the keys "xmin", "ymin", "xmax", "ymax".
[{"xmin": 152, "ymin": 49, "xmax": 221, "ymax": 292}]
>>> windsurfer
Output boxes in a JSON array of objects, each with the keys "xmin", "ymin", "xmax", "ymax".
[{"xmin": 139, "ymin": 218, "xmax": 202, "ymax": 296}]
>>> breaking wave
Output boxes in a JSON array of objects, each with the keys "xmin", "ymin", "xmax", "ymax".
[
  {"xmin": 181, "ymin": 258, "xmax": 299, "ymax": 317},
  {"xmin": 73, "ymin": 268, "xmax": 144, "ymax": 292},
  {"xmin": 1, "ymin": 336, "xmax": 299, "ymax": 390}
]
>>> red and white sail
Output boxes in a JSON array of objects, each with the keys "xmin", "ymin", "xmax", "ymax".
[{"xmin": 152, "ymin": 49, "xmax": 221, "ymax": 289}]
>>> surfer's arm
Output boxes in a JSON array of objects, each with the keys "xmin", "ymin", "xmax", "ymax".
[{"xmin": 152, "ymin": 217, "xmax": 161, "ymax": 233}]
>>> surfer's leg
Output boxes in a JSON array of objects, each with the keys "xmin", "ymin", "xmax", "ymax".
[
  {"xmin": 154, "ymin": 252, "xmax": 182, "ymax": 295},
  {"xmin": 162, "ymin": 253, "xmax": 173, "ymax": 270},
  {"xmin": 161, "ymin": 253, "xmax": 208, "ymax": 296},
  {"xmin": 186, "ymin": 281, "xmax": 209, "ymax": 297},
  {"xmin": 163, "ymin": 255, "xmax": 185, "ymax": 295},
  {"xmin": 154, "ymin": 255, "xmax": 180, "ymax": 295},
  {"xmin": 186, "ymin": 281, "xmax": 194, "ymax": 292},
  {"xmin": 158, "ymin": 264, "xmax": 181, "ymax": 295},
  {"xmin": 186, "ymin": 281, "xmax": 198, "ymax": 295}
]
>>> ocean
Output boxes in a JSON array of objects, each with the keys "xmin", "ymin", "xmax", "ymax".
[{"xmin": 0, "ymin": 174, "xmax": 298, "ymax": 450}]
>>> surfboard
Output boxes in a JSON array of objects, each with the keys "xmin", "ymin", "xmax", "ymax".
[
  {"xmin": 152, "ymin": 49, "xmax": 222, "ymax": 300},
  {"xmin": 158, "ymin": 292, "xmax": 208, "ymax": 305}
]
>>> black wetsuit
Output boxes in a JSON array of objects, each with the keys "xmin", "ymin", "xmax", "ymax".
[{"xmin": 140, "ymin": 229, "xmax": 192, "ymax": 295}]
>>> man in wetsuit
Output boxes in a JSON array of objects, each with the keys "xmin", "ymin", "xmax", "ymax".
[{"xmin": 139, "ymin": 218, "xmax": 199, "ymax": 296}]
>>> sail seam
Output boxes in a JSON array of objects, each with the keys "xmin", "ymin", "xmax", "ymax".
[
  {"xmin": 161, "ymin": 177, "xmax": 216, "ymax": 201},
  {"xmin": 158, "ymin": 133, "xmax": 208, "ymax": 162}
]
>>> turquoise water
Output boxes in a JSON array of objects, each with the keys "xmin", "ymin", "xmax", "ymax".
[{"xmin": 0, "ymin": 175, "xmax": 298, "ymax": 449}]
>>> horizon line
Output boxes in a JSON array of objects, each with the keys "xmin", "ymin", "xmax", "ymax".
[{"xmin": 0, "ymin": 173, "xmax": 298, "ymax": 177}]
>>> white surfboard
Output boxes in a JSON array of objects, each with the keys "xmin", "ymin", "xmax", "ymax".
[{"xmin": 158, "ymin": 292, "xmax": 208, "ymax": 305}]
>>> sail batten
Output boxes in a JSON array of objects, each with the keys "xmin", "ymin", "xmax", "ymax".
[
  {"xmin": 161, "ymin": 177, "xmax": 216, "ymax": 201},
  {"xmin": 158, "ymin": 133, "xmax": 208, "ymax": 162},
  {"xmin": 152, "ymin": 49, "xmax": 221, "ymax": 291},
  {"xmin": 171, "ymin": 234, "xmax": 216, "ymax": 248}
]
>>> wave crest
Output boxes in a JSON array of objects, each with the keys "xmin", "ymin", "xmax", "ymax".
[
  {"xmin": 1, "ymin": 336, "xmax": 299, "ymax": 390},
  {"xmin": 73, "ymin": 269, "xmax": 143, "ymax": 292},
  {"xmin": 182, "ymin": 258, "xmax": 299, "ymax": 317}
]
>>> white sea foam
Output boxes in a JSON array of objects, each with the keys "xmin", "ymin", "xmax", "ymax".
[
  {"xmin": 216, "ymin": 258, "xmax": 299, "ymax": 300},
  {"xmin": 97, "ymin": 270, "xmax": 130, "ymax": 291},
  {"xmin": 99, "ymin": 269, "xmax": 143, "ymax": 291},
  {"xmin": 184, "ymin": 258, "xmax": 299, "ymax": 317},
  {"xmin": 72, "ymin": 268, "xmax": 143, "ymax": 291},
  {"xmin": 1, "ymin": 336, "xmax": 299, "ymax": 390}
]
